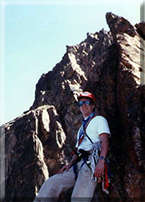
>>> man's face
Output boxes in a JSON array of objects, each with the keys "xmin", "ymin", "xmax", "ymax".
[{"xmin": 78, "ymin": 98, "xmax": 95, "ymax": 118}]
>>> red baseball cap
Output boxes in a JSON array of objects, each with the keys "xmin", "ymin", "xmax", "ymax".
[{"xmin": 77, "ymin": 91, "xmax": 96, "ymax": 103}]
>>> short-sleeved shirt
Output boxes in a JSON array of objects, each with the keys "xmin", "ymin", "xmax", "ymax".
[{"xmin": 76, "ymin": 115, "xmax": 111, "ymax": 151}]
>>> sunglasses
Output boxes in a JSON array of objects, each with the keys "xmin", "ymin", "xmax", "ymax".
[{"xmin": 78, "ymin": 100, "xmax": 92, "ymax": 107}]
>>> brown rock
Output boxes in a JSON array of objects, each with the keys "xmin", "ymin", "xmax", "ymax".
[
  {"xmin": 3, "ymin": 105, "xmax": 66, "ymax": 201},
  {"xmin": 135, "ymin": 22, "xmax": 145, "ymax": 40}
]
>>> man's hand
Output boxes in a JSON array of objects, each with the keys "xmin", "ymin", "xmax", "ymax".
[
  {"xmin": 94, "ymin": 160, "xmax": 105, "ymax": 183},
  {"xmin": 57, "ymin": 154, "xmax": 78, "ymax": 174},
  {"xmin": 57, "ymin": 164, "xmax": 72, "ymax": 174}
]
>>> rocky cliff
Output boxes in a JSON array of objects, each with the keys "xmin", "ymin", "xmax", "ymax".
[{"xmin": 1, "ymin": 12, "xmax": 145, "ymax": 202}]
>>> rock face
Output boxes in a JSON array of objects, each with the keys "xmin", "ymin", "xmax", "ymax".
[{"xmin": 1, "ymin": 12, "xmax": 145, "ymax": 202}]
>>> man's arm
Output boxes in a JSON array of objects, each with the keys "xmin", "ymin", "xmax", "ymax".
[{"xmin": 94, "ymin": 133, "xmax": 109, "ymax": 181}]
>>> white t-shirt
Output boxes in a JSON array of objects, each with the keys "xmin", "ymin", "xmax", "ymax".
[{"xmin": 76, "ymin": 115, "xmax": 111, "ymax": 151}]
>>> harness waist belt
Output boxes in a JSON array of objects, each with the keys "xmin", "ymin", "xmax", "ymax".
[{"xmin": 78, "ymin": 149, "xmax": 91, "ymax": 158}]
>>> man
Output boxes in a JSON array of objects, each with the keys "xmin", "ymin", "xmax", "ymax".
[{"xmin": 34, "ymin": 91, "xmax": 111, "ymax": 202}]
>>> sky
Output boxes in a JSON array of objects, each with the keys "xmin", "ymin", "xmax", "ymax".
[{"xmin": 0, "ymin": 0, "xmax": 143, "ymax": 124}]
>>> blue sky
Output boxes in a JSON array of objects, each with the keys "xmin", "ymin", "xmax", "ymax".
[{"xmin": 0, "ymin": 0, "xmax": 142, "ymax": 124}]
